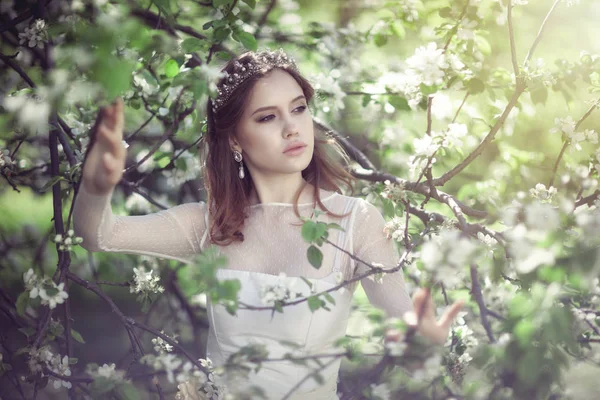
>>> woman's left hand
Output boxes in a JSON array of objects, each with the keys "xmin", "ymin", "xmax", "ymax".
[{"xmin": 387, "ymin": 288, "xmax": 465, "ymax": 345}]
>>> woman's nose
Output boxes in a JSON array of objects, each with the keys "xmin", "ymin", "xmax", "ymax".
[{"xmin": 283, "ymin": 119, "xmax": 298, "ymax": 137}]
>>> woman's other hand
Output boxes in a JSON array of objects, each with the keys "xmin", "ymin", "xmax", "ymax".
[
  {"xmin": 386, "ymin": 288, "xmax": 465, "ymax": 346},
  {"xmin": 81, "ymin": 98, "xmax": 126, "ymax": 195}
]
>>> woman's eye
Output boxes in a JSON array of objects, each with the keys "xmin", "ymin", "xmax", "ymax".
[
  {"xmin": 258, "ymin": 115, "xmax": 275, "ymax": 123},
  {"xmin": 257, "ymin": 106, "xmax": 307, "ymax": 123}
]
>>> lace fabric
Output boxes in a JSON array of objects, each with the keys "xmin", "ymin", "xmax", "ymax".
[{"xmin": 73, "ymin": 183, "xmax": 413, "ymax": 317}]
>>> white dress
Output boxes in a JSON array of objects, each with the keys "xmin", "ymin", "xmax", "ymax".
[{"xmin": 73, "ymin": 184, "xmax": 413, "ymax": 399}]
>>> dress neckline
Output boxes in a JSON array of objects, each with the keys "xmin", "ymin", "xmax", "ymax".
[{"xmin": 248, "ymin": 192, "xmax": 338, "ymax": 208}]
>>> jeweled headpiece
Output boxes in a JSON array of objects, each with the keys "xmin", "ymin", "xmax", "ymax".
[{"xmin": 211, "ymin": 48, "xmax": 299, "ymax": 114}]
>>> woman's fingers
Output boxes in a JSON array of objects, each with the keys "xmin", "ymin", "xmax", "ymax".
[
  {"xmin": 97, "ymin": 122, "xmax": 122, "ymax": 154},
  {"xmin": 438, "ymin": 299, "xmax": 465, "ymax": 329},
  {"xmin": 113, "ymin": 98, "xmax": 124, "ymax": 136}
]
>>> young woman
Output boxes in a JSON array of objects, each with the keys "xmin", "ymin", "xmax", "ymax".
[{"xmin": 73, "ymin": 49, "xmax": 463, "ymax": 399}]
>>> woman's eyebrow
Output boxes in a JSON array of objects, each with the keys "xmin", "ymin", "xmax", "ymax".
[{"xmin": 251, "ymin": 95, "xmax": 306, "ymax": 116}]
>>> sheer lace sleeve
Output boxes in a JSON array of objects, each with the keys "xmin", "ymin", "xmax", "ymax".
[
  {"xmin": 72, "ymin": 182, "xmax": 208, "ymax": 264},
  {"xmin": 352, "ymin": 199, "xmax": 413, "ymax": 318}
]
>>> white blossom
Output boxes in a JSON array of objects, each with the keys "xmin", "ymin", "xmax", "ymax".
[
  {"xmin": 27, "ymin": 345, "xmax": 54, "ymax": 374},
  {"xmin": 420, "ymin": 230, "xmax": 478, "ymax": 288},
  {"xmin": 457, "ymin": 19, "xmax": 478, "ymax": 40},
  {"xmin": 131, "ymin": 266, "xmax": 164, "ymax": 294},
  {"xmin": 385, "ymin": 339, "xmax": 407, "ymax": 356},
  {"xmin": 38, "ymin": 282, "xmax": 69, "ymax": 309},
  {"xmin": 383, "ymin": 217, "xmax": 405, "ymax": 242},
  {"xmin": 152, "ymin": 331, "xmax": 178, "ymax": 354},
  {"xmin": 524, "ymin": 202, "xmax": 561, "ymax": 231},
  {"xmin": 505, "ymin": 224, "xmax": 556, "ymax": 274},
  {"xmin": 18, "ymin": 19, "xmax": 47, "ymax": 49},
  {"xmin": 2, "ymin": 93, "xmax": 51, "ymax": 134},
  {"xmin": 443, "ymin": 123, "xmax": 468, "ymax": 148},
  {"xmin": 584, "ymin": 129, "xmax": 598, "ymax": 144},
  {"xmin": 412, "ymin": 134, "xmax": 440, "ymax": 157},
  {"xmin": 133, "ymin": 74, "xmax": 158, "ymax": 96},
  {"xmin": 47, "ymin": 354, "xmax": 72, "ymax": 389},
  {"xmin": 529, "ymin": 183, "xmax": 557, "ymax": 203},
  {"xmin": 412, "ymin": 353, "xmax": 442, "ymax": 381},
  {"xmin": 53, "ymin": 229, "xmax": 83, "ymax": 251},
  {"xmin": 199, "ymin": 64, "xmax": 227, "ymax": 95},
  {"xmin": 88, "ymin": 363, "xmax": 126, "ymax": 382},
  {"xmin": 311, "ymin": 72, "xmax": 346, "ymax": 114},
  {"xmin": 406, "ymin": 42, "xmax": 449, "ymax": 86}
]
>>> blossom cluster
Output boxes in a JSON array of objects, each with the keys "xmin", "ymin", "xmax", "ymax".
[
  {"xmin": 0, "ymin": 148, "xmax": 17, "ymax": 169},
  {"xmin": 53, "ymin": 229, "xmax": 84, "ymax": 252},
  {"xmin": 550, "ymin": 116, "xmax": 598, "ymax": 152},
  {"xmin": 27, "ymin": 345, "xmax": 72, "ymax": 390},
  {"xmin": 259, "ymin": 273, "xmax": 304, "ymax": 306},
  {"xmin": 18, "ymin": 19, "xmax": 47, "ymax": 49},
  {"xmin": 23, "ymin": 269, "xmax": 69, "ymax": 309},
  {"xmin": 407, "ymin": 123, "xmax": 469, "ymax": 178},
  {"xmin": 383, "ymin": 216, "xmax": 406, "ymax": 242},
  {"xmin": 86, "ymin": 363, "xmax": 126, "ymax": 383},
  {"xmin": 529, "ymin": 183, "xmax": 558, "ymax": 203},
  {"xmin": 130, "ymin": 266, "xmax": 164, "ymax": 295},
  {"xmin": 419, "ymin": 229, "xmax": 479, "ymax": 288},
  {"xmin": 152, "ymin": 331, "xmax": 179, "ymax": 355},
  {"xmin": 311, "ymin": 71, "xmax": 346, "ymax": 114},
  {"xmin": 175, "ymin": 358, "xmax": 223, "ymax": 400}
]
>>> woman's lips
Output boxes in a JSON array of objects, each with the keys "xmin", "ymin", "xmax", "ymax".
[{"xmin": 283, "ymin": 145, "xmax": 306, "ymax": 155}]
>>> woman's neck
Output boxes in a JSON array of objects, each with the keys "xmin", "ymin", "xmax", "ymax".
[{"xmin": 248, "ymin": 175, "xmax": 316, "ymax": 205}]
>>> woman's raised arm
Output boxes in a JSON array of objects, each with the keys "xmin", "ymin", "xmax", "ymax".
[
  {"xmin": 73, "ymin": 99, "xmax": 209, "ymax": 263},
  {"xmin": 352, "ymin": 199, "xmax": 413, "ymax": 318}
]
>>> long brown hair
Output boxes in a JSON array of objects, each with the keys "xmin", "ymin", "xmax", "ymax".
[{"xmin": 200, "ymin": 51, "xmax": 355, "ymax": 245}]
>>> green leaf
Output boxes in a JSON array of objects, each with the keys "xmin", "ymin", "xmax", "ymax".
[
  {"xmin": 302, "ymin": 220, "xmax": 326, "ymax": 242},
  {"xmin": 213, "ymin": 0, "xmax": 233, "ymax": 7},
  {"xmin": 241, "ymin": 0, "xmax": 256, "ymax": 8},
  {"xmin": 91, "ymin": 377, "xmax": 116, "ymax": 395},
  {"xmin": 235, "ymin": 31, "xmax": 258, "ymax": 51},
  {"xmin": 93, "ymin": 57, "xmax": 135, "ymax": 99},
  {"xmin": 152, "ymin": 0, "xmax": 172, "ymax": 15},
  {"xmin": 373, "ymin": 33, "xmax": 388, "ymax": 47},
  {"xmin": 16, "ymin": 292, "xmax": 29, "ymax": 317},
  {"xmin": 530, "ymin": 85, "xmax": 548, "ymax": 105},
  {"xmin": 324, "ymin": 293, "xmax": 336, "ymax": 305},
  {"xmin": 181, "ymin": 38, "xmax": 206, "ymax": 53},
  {"xmin": 327, "ymin": 223, "xmax": 344, "ymax": 232},
  {"xmin": 474, "ymin": 34, "xmax": 492, "ymax": 56},
  {"xmin": 376, "ymin": 9, "xmax": 395, "ymax": 20},
  {"xmin": 307, "ymin": 296, "xmax": 322, "ymax": 312},
  {"xmin": 466, "ymin": 78, "xmax": 485, "ymax": 95},
  {"xmin": 18, "ymin": 327, "xmax": 36, "ymax": 338},
  {"xmin": 388, "ymin": 95, "xmax": 410, "ymax": 111},
  {"xmin": 389, "ymin": 21, "xmax": 405, "ymax": 39},
  {"xmin": 307, "ymin": 245, "xmax": 323, "ymax": 269},
  {"xmin": 164, "ymin": 59, "xmax": 180, "ymax": 78},
  {"xmin": 439, "ymin": 7, "xmax": 453, "ymax": 18},
  {"xmin": 382, "ymin": 198, "xmax": 395, "ymax": 218},
  {"xmin": 213, "ymin": 26, "xmax": 231, "ymax": 42},
  {"xmin": 116, "ymin": 382, "xmax": 140, "ymax": 400},
  {"xmin": 40, "ymin": 176, "xmax": 65, "ymax": 193},
  {"xmin": 71, "ymin": 329, "xmax": 86, "ymax": 344},
  {"xmin": 514, "ymin": 320, "xmax": 536, "ymax": 347}
]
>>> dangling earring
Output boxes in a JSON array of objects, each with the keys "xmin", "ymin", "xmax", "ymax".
[{"xmin": 233, "ymin": 150, "xmax": 245, "ymax": 179}]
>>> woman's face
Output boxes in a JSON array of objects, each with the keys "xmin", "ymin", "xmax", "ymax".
[{"xmin": 230, "ymin": 69, "xmax": 314, "ymax": 179}]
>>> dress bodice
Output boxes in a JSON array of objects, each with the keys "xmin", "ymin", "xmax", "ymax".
[{"xmin": 206, "ymin": 269, "xmax": 354, "ymax": 399}]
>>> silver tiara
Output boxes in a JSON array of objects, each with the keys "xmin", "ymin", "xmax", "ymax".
[{"xmin": 211, "ymin": 48, "xmax": 299, "ymax": 114}]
